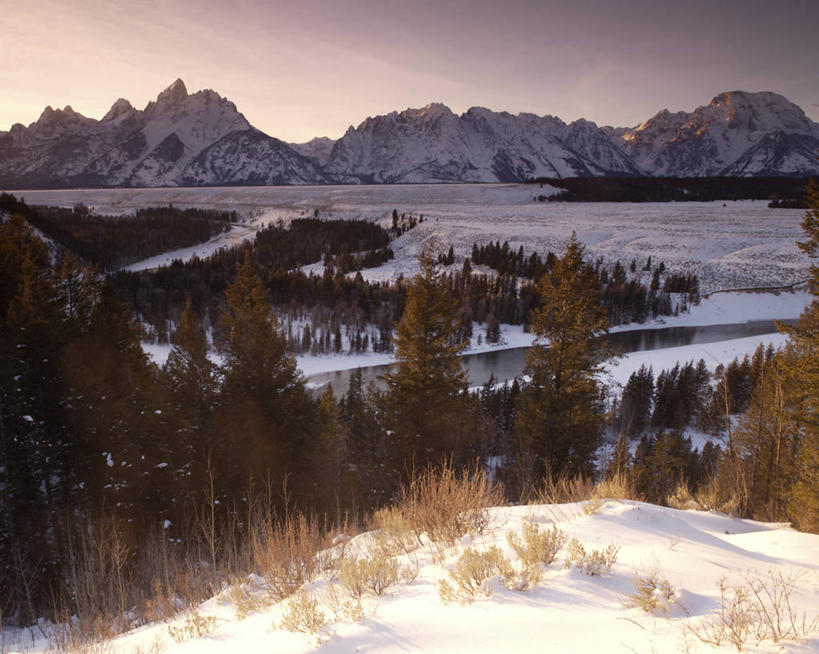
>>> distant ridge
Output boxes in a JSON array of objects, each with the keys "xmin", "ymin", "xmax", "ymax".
[{"xmin": 1, "ymin": 82, "xmax": 817, "ymax": 188}]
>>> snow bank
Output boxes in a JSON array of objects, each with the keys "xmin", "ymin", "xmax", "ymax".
[{"xmin": 9, "ymin": 501, "xmax": 813, "ymax": 654}]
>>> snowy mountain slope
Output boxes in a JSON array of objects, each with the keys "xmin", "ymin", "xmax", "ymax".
[
  {"xmin": 181, "ymin": 129, "xmax": 325, "ymax": 186},
  {"xmin": 721, "ymin": 131, "xmax": 819, "ymax": 177},
  {"xmin": 288, "ymin": 136, "xmax": 337, "ymax": 166},
  {"xmin": 9, "ymin": 501, "xmax": 815, "ymax": 654},
  {"xmin": 0, "ymin": 79, "xmax": 326, "ymax": 188},
  {"xmin": 1, "ymin": 85, "xmax": 817, "ymax": 188},
  {"xmin": 323, "ymin": 104, "xmax": 643, "ymax": 183},
  {"xmin": 616, "ymin": 91, "xmax": 819, "ymax": 177}
]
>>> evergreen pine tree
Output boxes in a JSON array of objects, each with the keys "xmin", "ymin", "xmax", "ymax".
[
  {"xmin": 383, "ymin": 249, "xmax": 473, "ymax": 472},
  {"xmin": 164, "ymin": 301, "xmax": 219, "ymax": 499},
  {"xmin": 515, "ymin": 233, "xmax": 610, "ymax": 477},
  {"xmin": 780, "ymin": 179, "xmax": 819, "ymax": 531},
  {"xmin": 215, "ymin": 252, "xmax": 314, "ymax": 502}
]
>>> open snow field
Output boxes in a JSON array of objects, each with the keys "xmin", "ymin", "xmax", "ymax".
[
  {"xmin": 4, "ymin": 501, "xmax": 816, "ymax": 654},
  {"xmin": 16, "ymin": 184, "xmax": 811, "ymax": 294}
]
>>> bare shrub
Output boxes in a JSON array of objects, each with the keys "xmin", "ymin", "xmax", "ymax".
[
  {"xmin": 278, "ymin": 590, "xmax": 327, "ymax": 635},
  {"xmin": 166, "ymin": 611, "xmax": 220, "ymax": 644},
  {"xmin": 61, "ymin": 516, "xmax": 133, "ymax": 633},
  {"xmin": 438, "ymin": 547, "xmax": 514, "ymax": 604},
  {"xmin": 250, "ymin": 513, "xmax": 328, "ymax": 602},
  {"xmin": 321, "ymin": 583, "xmax": 366, "ymax": 623},
  {"xmin": 623, "ymin": 570, "xmax": 677, "ymax": 615},
  {"xmin": 582, "ymin": 498, "xmax": 604, "ymax": 515},
  {"xmin": 690, "ymin": 578, "xmax": 754, "ymax": 651},
  {"xmin": 395, "ymin": 462, "xmax": 504, "ymax": 547},
  {"xmin": 565, "ymin": 538, "xmax": 619, "ymax": 576},
  {"xmin": 666, "ymin": 483, "xmax": 700, "ymax": 511},
  {"xmin": 506, "ymin": 521, "xmax": 566, "ymax": 588},
  {"xmin": 745, "ymin": 570, "xmax": 819, "ymax": 642},
  {"xmin": 528, "ymin": 472, "xmax": 595, "ymax": 505},
  {"xmin": 339, "ymin": 548, "xmax": 417, "ymax": 598},
  {"xmin": 46, "ymin": 615, "xmax": 116, "ymax": 654},
  {"xmin": 369, "ymin": 505, "xmax": 419, "ymax": 556},
  {"xmin": 690, "ymin": 571, "xmax": 819, "ymax": 650},
  {"xmin": 593, "ymin": 472, "xmax": 636, "ymax": 502}
]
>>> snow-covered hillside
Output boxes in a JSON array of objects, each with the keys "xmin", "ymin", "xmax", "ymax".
[
  {"xmin": 6, "ymin": 501, "xmax": 815, "ymax": 654},
  {"xmin": 2, "ymin": 84, "xmax": 817, "ymax": 188}
]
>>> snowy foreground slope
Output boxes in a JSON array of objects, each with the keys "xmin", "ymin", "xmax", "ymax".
[{"xmin": 15, "ymin": 502, "xmax": 816, "ymax": 654}]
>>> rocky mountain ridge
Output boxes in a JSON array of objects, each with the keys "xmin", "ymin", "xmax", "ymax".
[{"xmin": 1, "ymin": 81, "xmax": 816, "ymax": 188}]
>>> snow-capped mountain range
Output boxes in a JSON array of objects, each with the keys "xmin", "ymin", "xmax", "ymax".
[{"xmin": 1, "ymin": 81, "xmax": 817, "ymax": 188}]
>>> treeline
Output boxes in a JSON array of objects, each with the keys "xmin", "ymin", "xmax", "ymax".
[
  {"xmin": 255, "ymin": 217, "xmax": 391, "ymax": 270},
  {"xmin": 525, "ymin": 176, "xmax": 811, "ymax": 203},
  {"xmin": 112, "ymin": 227, "xmax": 700, "ymax": 355},
  {"xmin": 0, "ymin": 193, "xmax": 235, "ymax": 271},
  {"xmin": 0, "ymin": 215, "xmax": 341, "ymax": 623},
  {"xmin": 471, "ymin": 240, "xmax": 699, "ymax": 326},
  {"xmin": 109, "ymin": 229, "xmax": 406, "ymax": 352}
]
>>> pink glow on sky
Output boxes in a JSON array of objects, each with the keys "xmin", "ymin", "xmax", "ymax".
[{"xmin": 2, "ymin": 0, "xmax": 818, "ymax": 142}]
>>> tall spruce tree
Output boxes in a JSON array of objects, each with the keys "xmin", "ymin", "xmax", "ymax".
[
  {"xmin": 383, "ymin": 249, "xmax": 474, "ymax": 472},
  {"xmin": 516, "ymin": 233, "xmax": 610, "ymax": 477},
  {"xmin": 781, "ymin": 179, "xmax": 819, "ymax": 531},
  {"xmin": 164, "ymin": 301, "xmax": 219, "ymax": 500},
  {"xmin": 215, "ymin": 252, "xmax": 314, "ymax": 502},
  {"xmin": 62, "ymin": 285, "xmax": 171, "ymax": 527}
]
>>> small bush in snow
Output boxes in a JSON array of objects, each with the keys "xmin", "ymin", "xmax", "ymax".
[
  {"xmin": 690, "ymin": 577, "xmax": 754, "ymax": 651},
  {"xmin": 593, "ymin": 472, "xmax": 638, "ymax": 501},
  {"xmin": 438, "ymin": 546, "xmax": 514, "ymax": 604},
  {"xmin": 370, "ymin": 505, "xmax": 419, "ymax": 556},
  {"xmin": 582, "ymin": 497, "xmax": 604, "ymax": 515},
  {"xmin": 666, "ymin": 483, "xmax": 700, "ymax": 511},
  {"xmin": 506, "ymin": 522, "xmax": 566, "ymax": 588},
  {"xmin": 690, "ymin": 571, "xmax": 819, "ymax": 651},
  {"xmin": 251, "ymin": 513, "xmax": 326, "ymax": 602},
  {"xmin": 278, "ymin": 589, "xmax": 327, "ymax": 635},
  {"xmin": 322, "ymin": 583, "xmax": 367, "ymax": 623},
  {"xmin": 229, "ymin": 581, "xmax": 271, "ymax": 620},
  {"xmin": 565, "ymin": 538, "xmax": 619, "ymax": 576},
  {"xmin": 339, "ymin": 549, "xmax": 411, "ymax": 598},
  {"xmin": 624, "ymin": 570, "xmax": 677, "ymax": 615},
  {"xmin": 396, "ymin": 463, "xmax": 504, "ymax": 548},
  {"xmin": 47, "ymin": 615, "xmax": 117, "ymax": 654},
  {"xmin": 167, "ymin": 610, "xmax": 220, "ymax": 643}
]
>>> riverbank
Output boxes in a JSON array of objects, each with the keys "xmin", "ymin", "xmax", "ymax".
[{"xmin": 294, "ymin": 289, "xmax": 810, "ymax": 379}]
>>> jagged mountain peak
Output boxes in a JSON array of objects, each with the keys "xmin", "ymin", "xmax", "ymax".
[
  {"xmin": 1, "ymin": 84, "xmax": 815, "ymax": 188},
  {"xmin": 287, "ymin": 136, "xmax": 337, "ymax": 166},
  {"xmin": 33, "ymin": 104, "xmax": 91, "ymax": 130},
  {"xmin": 402, "ymin": 102, "xmax": 452, "ymax": 119},
  {"xmin": 709, "ymin": 89, "xmax": 791, "ymax": 108},
  {"xmin": 156, "ymin": 78, "xmax": 189, "ymax": 106},
  {"xmin": 102, "ymin": 98, "xmax": 136, "ymax": 122}
]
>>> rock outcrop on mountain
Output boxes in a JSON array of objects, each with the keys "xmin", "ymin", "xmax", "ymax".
[{"xmin": 1, "ymin": 83, "xmax": 816, "ymax": 188}]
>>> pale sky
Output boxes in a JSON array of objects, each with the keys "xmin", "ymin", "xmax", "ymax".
[{"xmin": 2, "ymin": 0, "xmax": 818, "ymax": 142}]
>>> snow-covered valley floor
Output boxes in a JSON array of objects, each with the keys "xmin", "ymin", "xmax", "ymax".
[
  {"xmin": 5, "ymin": 501, "xmax": 816, "ymax": 654},
  {"xmin": 18, "ymin": 184, "xmax": 811, "ymax": 294}
]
